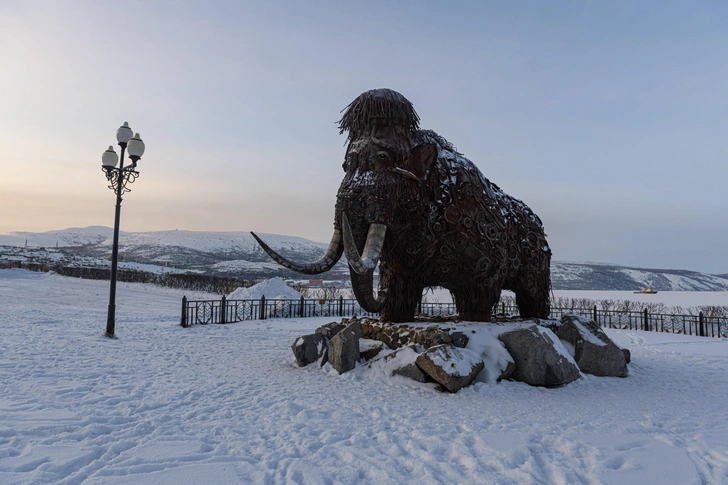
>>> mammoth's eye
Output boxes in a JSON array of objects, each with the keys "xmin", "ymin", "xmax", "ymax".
[{"xmin": 376, "ymin": 151, "xmax": 390, "ymax": 161}]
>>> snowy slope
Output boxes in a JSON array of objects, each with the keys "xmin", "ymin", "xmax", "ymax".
[
  {"xmin": 0, "ymin": 226, "xmax": 113, "ymax": 247},
  {"xmin": 1, "ymin": 269, "xmax": 728, "ymax": 484},
  {"xmin": 0, "ymin": 227, "xmax": 347, "ymax": 279},
  {"xmin": 0, "ymin": 227, "xmax": 328, "ymax": 254},
  {"xmin": 551, "ymin": 261, "xmax": 728, "ymax": 291}
]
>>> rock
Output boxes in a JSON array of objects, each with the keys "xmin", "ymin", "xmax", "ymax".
[
  {"xmin": 557, "ymin": 314, "xmax": 628, "ymax": 377},
  {"xmin": 384, "ymin": 344, "xmax": 429, "ymax": 383},
  {"xmin": 328, "ymin": 321, "xmax": 362, "ymax": 374},
  {"xmin": 450, "ymin": 331, "xmax": 469, "ymax": 348},
  {"xmin": 360, "ymin": 339, "xmax": 385, "ymax": 361},
  {"xmin": 291, "ymin": 334, "xmax": 326, "ymax": 367},
  {"xmin": 415, "ymin": 344, "xmax": 485, "ymax": 392},
  {"xmin": 315, "ymin": 321, "xmax": 347, "ymax": 340},
  {"xmin": 498, "ymin": 360, "xmax": 517, "ymax": 382},
  {"xmin": 393, "ymin": 363, "xmax": 429, "ymax": 383},
  {"xmin": 498, "ymin": 325, "xmax": 580, "ymax": 387},
  {"xmin": 622, "ymin": 348, "xmax": 631, "ymax": 364},
  {"xmin": 463, "ymin": 326, "xmax": 515, "ymax": 383}
]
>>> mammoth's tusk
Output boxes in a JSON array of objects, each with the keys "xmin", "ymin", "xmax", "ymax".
[
  {"xmin": 341, "ymin": 213, "xmax": 387, "ymax": 275},
  {"xmin": 251, "ymin": 229, "xmax": 343, "ymax": 275},
  {"xmin": 387, "ymin": 166, "xmax": 419, "ymax": 182},
  {"xmin": 349, "ymin": 266, "xmax": 387, "ymax": 313}
]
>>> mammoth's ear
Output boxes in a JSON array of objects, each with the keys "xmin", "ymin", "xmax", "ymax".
[{"xmin": 409, "ymin": 142, "xmax": 437, "ymax": 179}]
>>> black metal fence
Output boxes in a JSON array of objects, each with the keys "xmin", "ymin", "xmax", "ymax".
[
  {"xmin": 180, "ymin": 296, "xmax": 456, "ymax": 327},
  {"xmin": 180, "ymin": 297, "xmax": 728, "ymax": 338}
]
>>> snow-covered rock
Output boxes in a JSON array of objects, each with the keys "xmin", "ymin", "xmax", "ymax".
[
  {"xmin": 315, "ymin": 321, "xmax": 347, "ymax": 340},
  {"xmin": 557, "ymin": 314, "xmax": 628, "ymax": 377},
  {"xmin": 292, "ymin": 334, "xmax": 326, "ymax": 367},
  {"xmin": 385, "ymin": 344, "xmax": 429, "ymax": 383},
  {"xmin": 464, "ymin": 327, "xmax": 516, "ymax": 383},
  {"xmin": 415, "ymin": 344, "xmax": 485, "ymax": 392},
  {"xmin": 498, "ymin": 325, "xmax": 581, "ymax": 387},
  {"xmin": 359, "ymin": 339, "xmax": 385, "ymax": 361}
]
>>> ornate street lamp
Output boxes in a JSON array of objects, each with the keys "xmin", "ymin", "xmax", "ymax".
[{"xmin": 101, "ymin": 122, "xmax": 145, "ymax": 338}]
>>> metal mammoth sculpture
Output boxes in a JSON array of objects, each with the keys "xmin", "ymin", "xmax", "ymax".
[{"xmin": 253, "ymin": 88, "xmax": 551, "ymax": 322}]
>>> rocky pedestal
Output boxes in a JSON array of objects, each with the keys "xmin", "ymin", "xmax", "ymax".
[{"xmin": 291, "ymin": 315, "xmax": 631, "ymax": 392}]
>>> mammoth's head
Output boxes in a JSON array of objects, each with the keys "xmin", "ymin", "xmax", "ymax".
[
  {"xmin": 336, "ymin": 130, "xmax": 437, "ymax": 228},
  {"xmin": 336, "ymin": 89, "xmax": 437, "ymax": 228}
]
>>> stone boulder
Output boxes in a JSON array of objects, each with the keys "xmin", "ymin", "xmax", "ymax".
[
  {"xmin": 328, "ymin": 321, "xmax": 362, "ymax": 374},
  {"xmin": 415, "ymin": 344, "xmax": 485, "ymax": 392},
  {"xmin": 359, "ymin": 339, "xmax": 385, "ymax": 361},
  {"xmin": 621, "ymin": 347, "xmax": 631, "ymax": 364},
  {"xmin": 384, "ymin": 344, "xmax": 429, "ymax": 383},
  {"xmin": 498, "ymin": 325, "xmax": 580, "ymax": 387},
  {"xmin": 557, "ymin": 314, "xmax": 628, "ymax": 377},
  {"xmin": 315, "ymin": 321, "xmax": 347, "ymax": 340},
  {"xmin": 449, "ymin": 331, "xmax": 469, "ymax": 348},
  {"xmin": 291, "ymin": 334, "xmax": 326, "ymax": 367}
]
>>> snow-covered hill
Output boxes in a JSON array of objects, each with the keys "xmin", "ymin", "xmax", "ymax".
[
  {"xmin": 0, "ymin": 227, "xmax": 348, "ymax": 279},
  {"xmin": 551, "ymin": 261, "xmax": 728, "ymax": 291},
  {"xmin": 3, "ymin": 227, "xmax": 728, "ymax": 290}
]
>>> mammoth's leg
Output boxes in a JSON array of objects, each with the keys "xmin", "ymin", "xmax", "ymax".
[
  {"xmin": 378, "ymin": 272, "xmax": 422, "ymax": 322},
  {"xmin": 513, "ymin": 271, "xmax": 551, "ymax": 319},
  {"xmin": 453, "ymin": 282, "xmax": 500, "ymax": 322}
]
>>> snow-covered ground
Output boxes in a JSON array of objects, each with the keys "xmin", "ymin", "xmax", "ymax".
[{"xmin": 2, "ymin": 269, "xmax": 728, "ymax": 484}]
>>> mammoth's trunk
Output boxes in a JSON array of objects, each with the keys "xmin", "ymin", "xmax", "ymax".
[
  {"xmin": 250, "ymin": 229, "xmax": 343, "ymax": 275},
  {"xmin": 341, "ymin": 212, "xmax": 388, "ymax": 312}
]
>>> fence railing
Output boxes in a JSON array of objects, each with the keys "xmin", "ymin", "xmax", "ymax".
[{"xmin": 180, "ymin": 297, "xmax": 728, "ymax": 338}]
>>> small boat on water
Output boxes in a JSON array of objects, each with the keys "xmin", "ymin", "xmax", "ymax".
[{"xmin": 634, "ymin": 287, "xmax": 658, "ymax": 294}]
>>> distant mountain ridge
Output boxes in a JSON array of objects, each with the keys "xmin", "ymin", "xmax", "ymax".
[{"xmin": 2, "ymin": 226, "xmax": 728, "ymax": 291}]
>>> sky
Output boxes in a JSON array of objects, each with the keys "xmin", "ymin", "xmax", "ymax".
[{"xmin": 1, "ymin": 0, "xmax": 727, "ymax": 273}]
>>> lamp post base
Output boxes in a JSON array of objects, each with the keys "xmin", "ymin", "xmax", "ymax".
[{"xmin": 105, "ymin": 303, "xmax": 116, "ymax": 338}]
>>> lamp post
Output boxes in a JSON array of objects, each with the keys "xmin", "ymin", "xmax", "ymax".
[{"xmin": 101, "ymin": 122, "xmax": 145, "ymax": 338}]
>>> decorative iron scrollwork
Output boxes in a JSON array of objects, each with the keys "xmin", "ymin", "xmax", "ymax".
[{"xmin": 103, "ymin": 165, "xmax": 140, "ymax": 196}]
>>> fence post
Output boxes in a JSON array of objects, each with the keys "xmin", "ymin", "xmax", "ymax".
[
  {"xmin": 339, "ymin": 296, "xmax": 343, "ymax": 317},
  {"xmin": 260, "ymin": 296, "xmax": 266, "ymax": 320},
  {"xmin": 299, "ymin": 295, "xmax": 305, "ymax": 318},
  {"xmin": 180, "ymin": 296, "xmax": 187, "ymax": 327},
  {"xmin": 643, "ymin": 309, "xmax": 648, "ymax": 331},
  {"xmin": 501, "ymin": 302, "xmax": 506, "ymax": 315},
  {"xmin": 593, "ymin": 305, "xmax": 597, "ymax": 323},
  {"xmin": 699, "ymin": 311, "xmax": 704, "ymax": 337},
  {"xmin": 418, "ymin": 296, "xmax": 422, "ymax": 315},
  {"xmin": 220, "ymin": 295, "xmax": 226, "ymax": 324}
]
